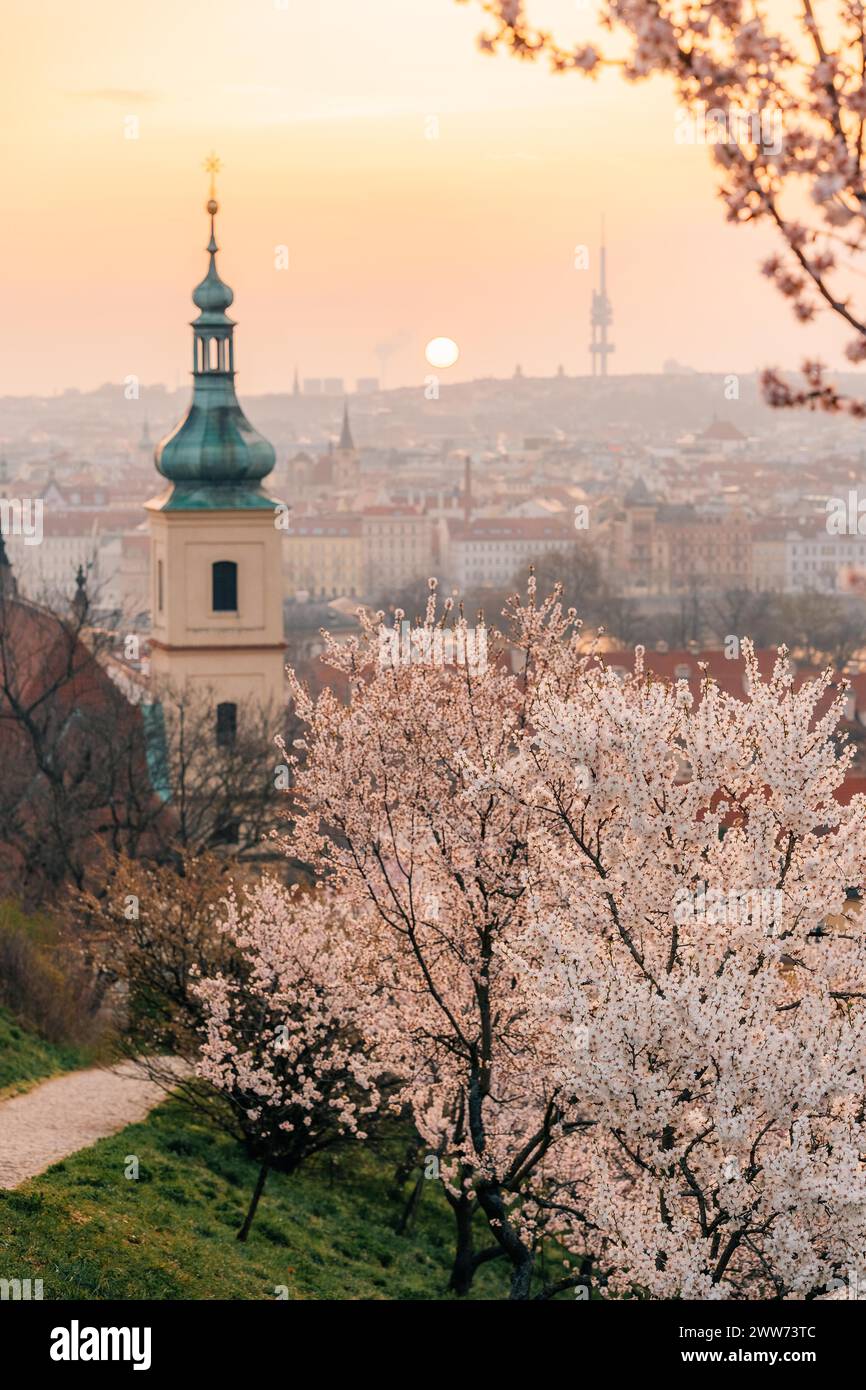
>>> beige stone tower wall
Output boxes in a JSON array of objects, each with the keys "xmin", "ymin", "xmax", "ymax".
[{"xmin": 147, "ymin": 504, "xmax": 285, "ymax": 711}]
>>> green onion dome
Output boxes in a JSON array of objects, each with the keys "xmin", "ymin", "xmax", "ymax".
[{"xmin": 154, "ymin": 197, "xmax": 276, "ymax": 505}]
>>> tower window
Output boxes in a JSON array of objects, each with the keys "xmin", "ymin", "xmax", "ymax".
[
  {"xmin": 212, "ymin": 560, "xmax": 237, "ymax": 611},
  {"xmin": 216, "ymin": 701, "xmax": 237, "ymax": 747},
  {"xmin": 157, "ymin": 559, "xmax": 164, "ymax": 612}
]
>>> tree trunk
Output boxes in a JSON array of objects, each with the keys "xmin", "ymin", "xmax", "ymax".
[
  {"xmin": 237, "ymin": 1161, "xmax": 269, "ymax": 1242},
  {"xmin": 475, "ymin": 1179, "xmax": 536, "ymax": 1300},
  {"xmin": 508, "ymin": 1253, "xmax": 536, "ymax": 1300},
  {"xmin": 396, "ymin": 1168, "xmax": 425, "ymax": 1235},
  {"xmin": 447, "ymin": 1194, "xmax": 476, "ymax": 1296},
  {"xmin": 390, "ymin": 1138, "xmax": 422, "ymax": 1202}
]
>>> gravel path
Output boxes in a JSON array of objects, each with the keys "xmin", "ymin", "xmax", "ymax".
[{"xmin": 0, "ymin": 1058, "xmax": 189, "ymax": 1188}]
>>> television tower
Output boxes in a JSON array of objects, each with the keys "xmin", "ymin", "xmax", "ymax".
[{"xmin": 589, "ymin": 220, "xmax": 615, "ymax": 377}]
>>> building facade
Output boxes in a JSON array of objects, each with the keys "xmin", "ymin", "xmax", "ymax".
[
  {"xmin": 785, "ymin": 528, "xmax": 866, "ymax": 593},
  {"xmin": 443, "ymin": 517, "xmax": 577, "ymax": 589},
  {"xmin": 283, "ymin": 514, "xmax": 363, "ymax": 599},
  {"xmin": 360, "ymin": 506, "xmax": 436, "ymax": 597}
]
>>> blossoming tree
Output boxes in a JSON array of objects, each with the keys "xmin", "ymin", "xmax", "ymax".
[
  {"xmin": 287, "ymin": 579, "xmax": 866, "ymax": 1296},
  {"xmin": 504, "ymin": 626, "xmax": 866, "ymax": 1296},
  {"xmin": 285, "ymin": 593, "xmax": 592, "ymax": 1298},
  {"xmin": 459, "ymin": 0, "xmax": 866, "ymax": 412},
  {"xmin": 194, "ymin": 878, "xmax": 387, "ymax": 1241}
]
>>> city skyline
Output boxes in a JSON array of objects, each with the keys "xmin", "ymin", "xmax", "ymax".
[{"xmin": 3, "ymin": 0, "xmax": 862, "ymax": 397}]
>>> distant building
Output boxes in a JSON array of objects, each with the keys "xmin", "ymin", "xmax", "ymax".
[
  {"xmin": 361, "ymin": 506, "xmax": 435, "ymax": 597},
  {"xmin": 665, "ymin": 507, "xmax": 752, "ymax": 592},
  {"xmin": 443, "ymin": 517, "xmax": 576, "ymax": 590},
  {"xmin": 786, "ymin": 528, "xmax": 866, "ymax": 593},
  {"xmin": 751, "ymin": 522, "xmax": 789, "ymax": 593},
  {"xmin": 356, "ymin": 377, "xmax": 380, "ymax": 394},
  {"xmin": 289, "ymin": 404, "xmax": 361, "ymax": 496},
  {"xmin": 3, "ymin": 508, "xmax": 145, "ymax": 605},
  {"xmin": 100, "ymin": 527, "xmax": 150, "ymax": 618},
  {"xmin": 283, "ymin": 515, "xmax": 363, "ymax": 600},
  {"xmin": 698, "ymin": 418, "xmax": 747, "ymax": 454},
  {"xmin": 598, "ymin": 481, "xmax": 667, "ymax": 594},
  {"xmin": 601, "ymin": 484, "xmax": 752, "ymax": 595}
]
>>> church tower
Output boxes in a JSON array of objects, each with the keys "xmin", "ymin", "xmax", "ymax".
[
  {"xmin": 332, "ymin": 400, "xmax": 360, "ymax": 489},
  {"xmin": 146, "ymin": 161, "xmax": 286, "ymax": 717}
]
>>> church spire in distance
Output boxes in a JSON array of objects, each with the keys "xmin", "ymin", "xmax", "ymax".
[
  {"xmin": 152, "ymin": 154, "xmax": 276, "ymax": 510},
  {"xmin": 338, "ymin": 400, "xmax": 355, "ymax": 451}
]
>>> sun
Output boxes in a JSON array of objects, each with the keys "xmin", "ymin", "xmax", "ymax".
[{"xmin": 425, "ymin": 337, "xmax": 460, "ymax": 369}]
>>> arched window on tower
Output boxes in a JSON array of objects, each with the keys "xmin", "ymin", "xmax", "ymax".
[
  {"xmin": 216, "ymin": 701, "xmax": 237, "ymax": 748},
  {"xmin": 212, "ymin": 560, "xmax": 237, "ymax": 612}
]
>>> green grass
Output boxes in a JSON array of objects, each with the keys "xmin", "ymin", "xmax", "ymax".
[
  {"xmin": 0, "ymin": 1005, "xmax": 94, "ymax": 1098},
  {"xmin": 0, "ymin": 1097, "xmax": 529, "ymax": 1300}
]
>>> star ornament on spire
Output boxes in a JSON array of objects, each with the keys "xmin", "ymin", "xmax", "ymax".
[{"xmin": 203, "ymin": 152, "xmax": 222, "ymax": 214}]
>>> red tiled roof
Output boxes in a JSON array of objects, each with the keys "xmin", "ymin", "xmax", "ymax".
[
  {"xmin": 700, "ymin": 420, "xmax": 747, "ymax": 441},
  {"xmin": 835, "ymin": 776, "xmax": 866, "ymax": 805}
]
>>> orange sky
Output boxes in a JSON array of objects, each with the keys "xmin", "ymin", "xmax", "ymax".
[{"xmin": 0, "ymin": 0, "xmax": 857, "ymax": 395}]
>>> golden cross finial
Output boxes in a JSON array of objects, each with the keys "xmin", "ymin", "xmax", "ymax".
[{"xmin": 203, "ymin": 152, "xmax": 222, "ymax": 205}]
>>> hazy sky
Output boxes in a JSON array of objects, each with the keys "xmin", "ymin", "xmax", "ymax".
[{"xmin": 1, "ymin": 0, "xmax": 857, "ymax": 396}]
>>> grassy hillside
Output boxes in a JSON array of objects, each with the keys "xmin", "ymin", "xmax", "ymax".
[
  {"xmin": 0, "ymin": 898, "xmax": 105, "ymax": 1094},
  {"xmin": 0, "ymin": 1096, "xmax": 533, "ymax": 1300},
  {"xmin": 0, "ymin": 1006, "xmax": 93, "ymax": 1098}
]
